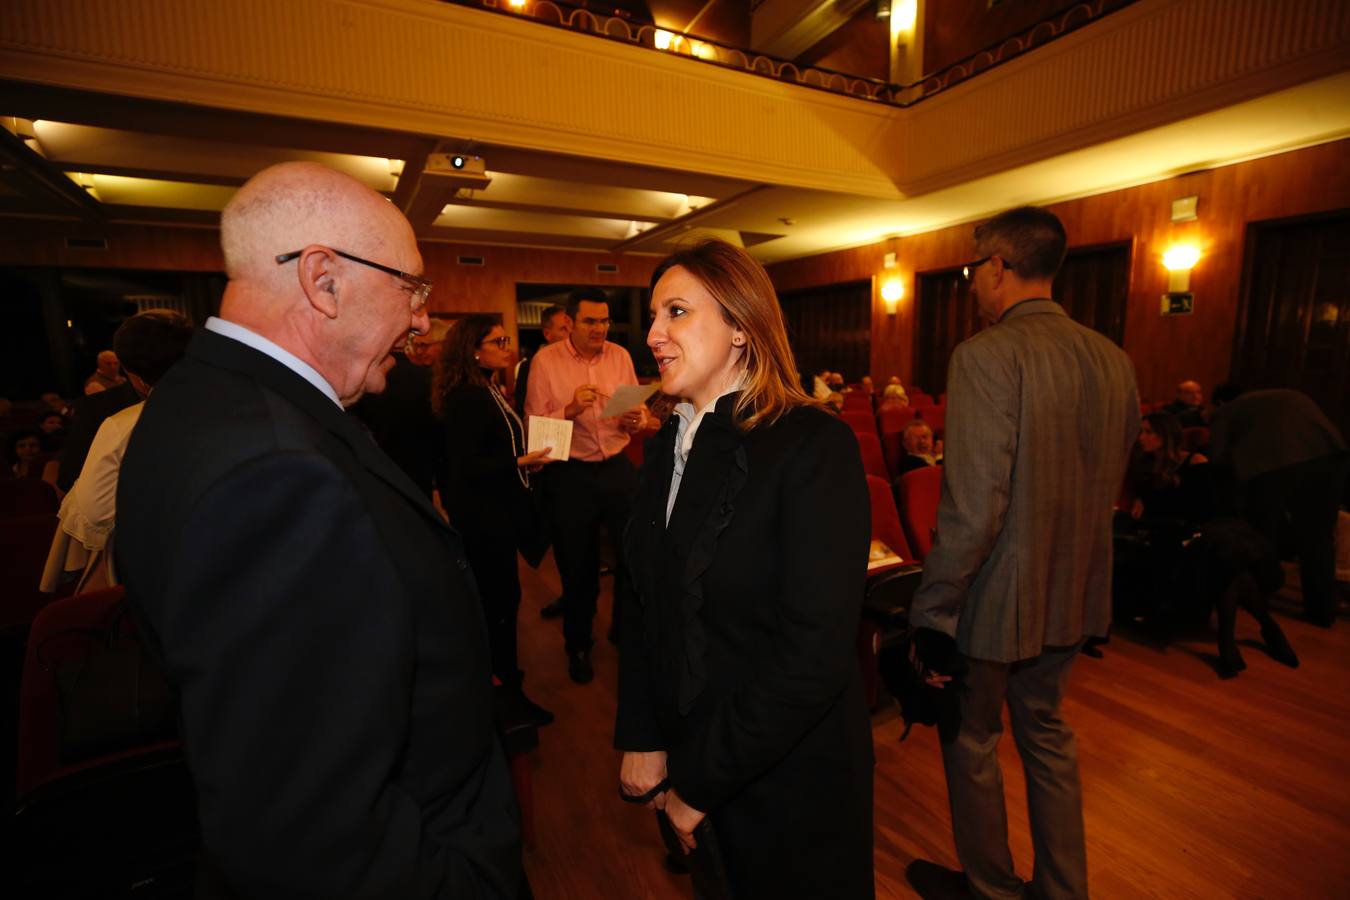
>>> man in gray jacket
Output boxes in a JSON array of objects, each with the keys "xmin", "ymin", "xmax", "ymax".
[{"xmin": 910, "ymin": 207, "xmax": 1139, "ymax": 900}]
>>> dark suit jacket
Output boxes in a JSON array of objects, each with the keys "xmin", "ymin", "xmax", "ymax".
[
  {"xmin": 57, "ymin": 380, "xmax": 140, "ymax": 491},
  {"xmin": 350, "ymin": 354, "xmax": 442, "ymax": 498},
  {"xmin": 437, "ymin": 381, "xmax": 530, "ymax": 541},
  {"xmin": 615, "ymin": 396, "xmax": 873, "ymax": 898},
  {"xmin": 116, "ymin": 329, "xmax": 522, "ymax": 899},
  {"xmin": 1207, "ymin": 389, "xmax": 1346, "ymax": 481}
]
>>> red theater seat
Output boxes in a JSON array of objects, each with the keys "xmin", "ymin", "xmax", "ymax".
[
  {"xmin": 895, "ymin": 465, "xmax": 943, "ymax": 561},
  {"xmin": 0, "ymin": 478, "xmax": 59, "ymax": 518},
  {"xmin": 855, "ymin": 432, "xmax": 891, "ymax": 481},
  {"xmin": 840, "ymin": 410, "xmax": 878, "ymax": 435}
]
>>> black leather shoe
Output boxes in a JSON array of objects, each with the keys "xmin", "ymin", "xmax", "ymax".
[
  {"xmin": 540, "ymin": 597, "xmax": 565, "ymax": 620},
  {"xmin": 568, "ymin": 650, "xmax": 594, "ymax": 684},
  {"xmin": 905, "ymin": 859, "xmax": 973, "ymax": 899},
  {"xmin": 1217, "ymin": 647, "xmax": 1247, "ymax": 679},
  {"xmin": 1261, "ymin": 623, "xmax": 1300, "ymax": 668}
]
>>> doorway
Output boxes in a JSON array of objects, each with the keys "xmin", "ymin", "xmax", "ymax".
[{"xmin": 1233, "ymin": 209, "xmax": 1350, "ymax": 438}]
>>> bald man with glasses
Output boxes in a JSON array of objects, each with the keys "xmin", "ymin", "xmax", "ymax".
[{"xmin": 117, "ymin": 162, "xmax": 525, "ymax": 899}]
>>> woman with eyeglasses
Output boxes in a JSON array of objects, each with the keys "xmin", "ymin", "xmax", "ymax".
[
  {"xmin": 433, "ymin": 314, "xmax": 557, "ymax": 726},
  {"xmin": 616, "ymin": 240, "xmax": 874, "ymax": 898}
]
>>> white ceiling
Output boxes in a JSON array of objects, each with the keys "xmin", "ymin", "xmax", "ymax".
[{"xmin": 2, "ymin": 70, "xmax": 1348, "ymax": 263}]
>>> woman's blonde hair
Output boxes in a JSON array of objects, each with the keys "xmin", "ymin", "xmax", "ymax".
[{"xmin": 651, "ymin": 239, "xmax": 815, "ymax": 430}]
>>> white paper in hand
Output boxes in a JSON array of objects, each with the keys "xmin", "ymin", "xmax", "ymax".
[
  {"xmin": 528, "ymin": 416, "xmax": 573, "ymax": 461},
  {"xmin": 600, "ymin": 382, "xmax": 660, "ymax": 418}
]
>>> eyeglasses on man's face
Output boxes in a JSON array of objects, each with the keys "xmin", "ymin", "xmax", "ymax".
[
  {"xmin": 275, "ymin": 247, "xmax": 433, "ymax": 314},
  {"xmin": 481, "ymin": 335, "xmax": 512, "ymax": 350},
  {"xmin": 961, "ymin": 255, "xmax": 1014, "ymax": 281}
]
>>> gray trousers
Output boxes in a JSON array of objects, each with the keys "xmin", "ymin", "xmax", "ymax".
[{"xmin": 940, "ymin": 643, "xmax": 1087, "ymax": 900}]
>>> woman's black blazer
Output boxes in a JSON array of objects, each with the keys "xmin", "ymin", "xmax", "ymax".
[
  {"xmin": 438, "ymin": 381, "xmax": 529, "ymax": 540},
  {"xmin": 615, "ymin": 393, "xmax": 874, "ymax": 896}
]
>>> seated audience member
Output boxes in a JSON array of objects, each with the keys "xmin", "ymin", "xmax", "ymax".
[
  {"xmin": 825, "ymin": 391, "xmax": 845, "ymax": 414},
  {"xmin": 41, "ymin": 310, "xmax": 194, "ymax": 594},
  {"xmin": 811, "ymin": 369, "xmax": 832, "ymax": 400},
  {"xmin": 38, "ymin": 411, "xmax": 67, "ymax": 451},
  {"xmin": 1163, "ymin": 379, "xmax": 1208, "ymax": 427},
  {"xmin": 85, "ymin": 349, "xmax": 127, "ymax": 395},
  {"xmin": 1125, "ymin": 412, "xmax": 1297, "ymax": 677},
  {"xmin": 878, "ymin": 383, "xmax": 909, "ymax": 411},
  {"xmin": 9, "ymin": 430, "xmax": 43, "ymax": 478},
  {"xmin": 40, "ymin": 392, "xmax": 73, "ymax": 421},
  {"xmin": 1207, "ymin": 383, "xmax": 1348, "ymax": 627},
  {"xmin": 893, "ymin": 420, "xmax": 942, "ymax": 478},
  {"xmin": 859, "ymin": 375, "xmax": 875, "ymax": 397}
]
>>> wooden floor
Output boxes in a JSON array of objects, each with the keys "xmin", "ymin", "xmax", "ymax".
[{"xmin": 514, "ymin": 557, "xmax": 1350, "ymax": 900}]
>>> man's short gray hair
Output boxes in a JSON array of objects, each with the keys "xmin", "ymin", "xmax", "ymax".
[{"xmin": 973, "ymin": 206, "xmax": 1067, "ymax": 280}]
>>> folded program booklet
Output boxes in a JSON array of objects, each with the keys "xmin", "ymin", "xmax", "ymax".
[
  {"xmin": 527, "ymin": 416, "xmax": 573, "ymax": 461},
  {"xmin": 867, "ymin": 539, "xmax": 904, "ymax": 570}
]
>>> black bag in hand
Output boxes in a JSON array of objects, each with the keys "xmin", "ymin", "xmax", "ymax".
[{"xmin": 878, "ymin": 627, "xmax": 967, "ymax": 744}]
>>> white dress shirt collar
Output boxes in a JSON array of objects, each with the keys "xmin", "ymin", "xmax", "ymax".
[{"xmin": 205, "ymin": 317, "xmax": 342, "ymax": 408}]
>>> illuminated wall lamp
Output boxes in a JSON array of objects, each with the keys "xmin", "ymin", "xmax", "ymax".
[
  {"xmin": 881, "ymin": 278, "xmax": 904, "ymax": 315},
  {"xmin": 1161, "ymin": 244, "xmax": 1200, "ymax": 292}
]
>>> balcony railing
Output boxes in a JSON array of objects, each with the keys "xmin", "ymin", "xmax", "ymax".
[{"xmin": 446, "ymin": 0, "xmax": 1140, "ymax": 106}]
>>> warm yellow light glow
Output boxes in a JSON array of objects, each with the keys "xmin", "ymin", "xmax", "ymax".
[
  {"xmin": 507, "ymin": 0, "xmax": 526, "ymax": 8},
  {"xmin": 894, "ymin": 0, "xmax": 917, "ymax": 32},
  {"xmin": 654, "ymin": 29, "xmax": 674, "ymax": 51},
  {"xmin": 881, "ymin": 278, "xmax": 904, "ymax": 313},
  {"xmin": 1162, "ymin": 244, "xmax": 1201, "ymax": 271}
]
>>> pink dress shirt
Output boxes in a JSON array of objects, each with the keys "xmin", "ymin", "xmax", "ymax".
[{"xmin": 524, "ymin": 339, "xmax": 640, "ymax": 462}]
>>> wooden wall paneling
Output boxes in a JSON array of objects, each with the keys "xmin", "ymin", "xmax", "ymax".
[
  {"xmin": 914, "ymin": 268, "xmax": 979, "ymax": 396},
  {"xmin": 1052, "ymin": 241, "xmax": 1132, "ymax": 346},
  {"xmin": 779, "ymin": 280, "xmax": 872, "ymax": 383},
  {"xmin": 0, "ymin": 220, "xmax": 664, "ymax": 354},
  {"xmin": 767, "ymin": 139, "xmax": 1350, "ymax": 405}
]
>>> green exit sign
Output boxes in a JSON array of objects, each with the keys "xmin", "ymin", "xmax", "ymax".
[{"xmin": 1161, "ymin": 292, "xmax": 1194, "ymax": 316}]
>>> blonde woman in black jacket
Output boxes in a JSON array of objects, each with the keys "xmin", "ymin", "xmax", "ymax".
[{"xmin": 616, "ymin": 240, "xmax": 874, "ymax": 898}]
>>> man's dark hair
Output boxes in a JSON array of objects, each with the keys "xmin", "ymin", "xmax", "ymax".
[
  {"xmin": 1211, "ymin": 381, "xmax": 1246, "ymax": 406},
  {"xmin": 565, "ymin": 289, "xmax": 608, "ymax": 321},
  {"xmin": 973, "ymin": 206, "xmax": 1067, "ymax": 280},
  {"xmin": 540, "ymin": 304, "xmax": 567, "ymax": 327},
  {"xmin": 113, "ymin": 310, "xmax": 195, "ymax": 386}
]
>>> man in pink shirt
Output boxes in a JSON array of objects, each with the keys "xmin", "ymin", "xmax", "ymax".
[{"xmin": 525, "ymin": 289, "xmax": 647, "ymax": 684}]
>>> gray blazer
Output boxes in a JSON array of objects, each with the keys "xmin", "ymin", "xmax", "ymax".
[{"xmin": 910, "ymin": 299, "xmax": 1139, "ymax": 662}]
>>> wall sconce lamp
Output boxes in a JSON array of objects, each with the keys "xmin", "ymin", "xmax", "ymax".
[
  {"xmin": 881, "ymin": 278, "xmax": 904, "ymax": 315},
  {"xmin": 1162, "ymin": 244, "xmax": 1201, "ymax": 292}
]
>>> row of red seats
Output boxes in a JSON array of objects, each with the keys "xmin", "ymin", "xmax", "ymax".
[{"xmin": 840, "ymin": 406, "xmax": 946, "ymax": 482}]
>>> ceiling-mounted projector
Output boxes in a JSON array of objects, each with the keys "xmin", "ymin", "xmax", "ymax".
[{"xmin": 423, "ymin": 153, "xmax": 491, "ymax": 192}]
